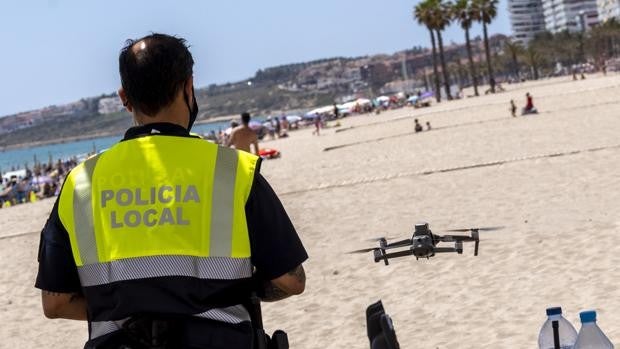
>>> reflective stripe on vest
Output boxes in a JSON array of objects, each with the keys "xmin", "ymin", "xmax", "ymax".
[
  {"xmin": 58, "ymin": 137, "xmax": 258, "ymax": 284},
  {"xmin": 89, "ymin": 305, "xmax": 251, "ymax": 340}
]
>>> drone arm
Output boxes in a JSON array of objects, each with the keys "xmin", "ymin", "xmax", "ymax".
[
  {"xmin": 434, "ymin": 247, "xmax": 457, "ymax": 253},
  {"xmin": 380, "ymin": 249, "xmax": 415, "ymax": 261}
]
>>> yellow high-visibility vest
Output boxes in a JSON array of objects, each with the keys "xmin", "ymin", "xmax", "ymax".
[{"xmin": 58, "ymin": 135, "xmax": 258, "ymax": 287}]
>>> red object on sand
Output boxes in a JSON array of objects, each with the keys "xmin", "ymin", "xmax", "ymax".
[{"xmin": 259, "ymin": 148, "xmax": 281, "ymax": 159}]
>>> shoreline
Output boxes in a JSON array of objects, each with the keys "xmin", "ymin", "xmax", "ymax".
[{"xmin": 0, "ymin": 131, "xmax": 123, "ymax": 153}]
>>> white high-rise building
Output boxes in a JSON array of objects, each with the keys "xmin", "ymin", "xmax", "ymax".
[
  {"xmin": 508, "ymin": 0, "xmax": 546, "ymax": 44},
  {"xmin": 542, "ymin": 0, "xmax": 599, "ymax": 33},
  {"xmin": 598, "ymin": 0, "xmax": 620, "ymax": 23}
]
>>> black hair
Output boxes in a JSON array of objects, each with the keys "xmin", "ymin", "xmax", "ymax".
[
  {"xmin": 241, "ymin": 112, "xmax": 251, "ymax": 125},
  {"xmin": 119, "ymin": 33, "xmax": 194, "ymax": 116}
]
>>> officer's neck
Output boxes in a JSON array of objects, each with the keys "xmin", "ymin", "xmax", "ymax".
[{"xmin": 133, "ymin": 97, "xmax": 189, "ymax": 129}]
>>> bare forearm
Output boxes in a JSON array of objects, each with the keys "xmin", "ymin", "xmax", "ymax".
[{"xmin": 42, "ymin": 291, "xmax": 88, "ymax": 320}]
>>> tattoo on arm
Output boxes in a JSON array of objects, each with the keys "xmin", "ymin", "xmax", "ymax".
[
  {"xmin": 287, "ymin": 265, "xmax": 306, "ymax": 284},
  {"xmin": 43, "ymin": 291, "xmax": 83, "ymax": 302},
  {"xmin": 43, "ymin": 291, "xmax": 64, "ymax": 297},
  {"xmin": 261, "ymin": 282, "xmax": 290, "ymax": 302},
  {"xmin": 260, "ymin": 265, "xmax": 305, "ymax": 302}
]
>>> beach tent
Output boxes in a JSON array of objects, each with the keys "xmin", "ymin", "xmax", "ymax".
[
  {"xmin": 340, "ymin": 98, "xmax": 372, "ymax": 110},
  {"xmin": 31, "ymin": 175, "xmax": 53, "ymax": 185},
  {"xmin": 285, "ymin": 115, "xmax": 302, "ymax": 124},
  {"xmin": 420, "ymin": 91, "xmax": 434, "ymax": 99},
  {"xmin": 307, "ymin": 105, "xmax": 335, "ymax": 116},
  {"xmin": 407, "ymin": 95, "xmax": 419, "ymax": 103},
  {"xmin": 2, "ymin": 169, "xmax": 27, "ymax": 181},
  {"xmin": 248, "ymin": 120, "xmax": 263, "ymax": 130},
  {"xmin": 356, "ymin": 98, "xmax": 372, "ymax": 106}
]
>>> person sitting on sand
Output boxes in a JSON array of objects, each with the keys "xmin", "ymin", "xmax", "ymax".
[
  {"xmin": 426, "ymin": 121, "xmax": 432, "ymax": 131},
  {"xmin": 227, "ymin": 112, "xmax": 259, "ymax": 154},
  {"xmin": 522, "ymin": 93, "xmax": 538, "ymax": 115},
  {"xmin": 414, "ymin": 119, "xmax": 423, "ymax": 133}
]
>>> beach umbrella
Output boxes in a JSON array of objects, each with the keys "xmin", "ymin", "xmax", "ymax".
[
  {"xmin": 420, "ymin": 91, "xmax": 434, "ymax": 99},
  {"xmin": 248, "ymin": 120, "xmax": 263, "ymax": 130},
  {"xmin": 356, "ymin": 98, "xmax": 372, "ymax": 106},
  {"xmin": 307, "ymin": 105, "xmax": 336, "ymax": 116},
  {"xmin": 286, "ymin": 115, "xmax": 302, "ymax": 123},
  {"xmin": 32, "ymin": 176, "xmax": 53, "ymax": 184}
]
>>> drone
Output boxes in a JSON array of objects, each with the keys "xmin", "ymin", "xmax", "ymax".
[{"xmin": 350, "ymin": 222, "xmax": 504, "ymax": 265}]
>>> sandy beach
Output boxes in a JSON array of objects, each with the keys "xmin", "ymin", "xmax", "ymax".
[{"xmin": 2, "ymin": 75, "xmax": 620, "ymax": 348}]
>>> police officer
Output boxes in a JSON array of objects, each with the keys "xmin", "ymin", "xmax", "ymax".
[{"xmin": 35, "ymin": 33, "xmax": 307, "ymax": 349}]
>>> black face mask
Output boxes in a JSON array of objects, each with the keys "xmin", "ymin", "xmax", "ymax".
[{"xmin": 184, "ymin": 87, "xmax": 199, "ymax": 131}]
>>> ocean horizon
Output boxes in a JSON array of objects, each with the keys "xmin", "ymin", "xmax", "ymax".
[{"xmin": 0, "ymin": 121, "xmax": 233, "ymax": 172}]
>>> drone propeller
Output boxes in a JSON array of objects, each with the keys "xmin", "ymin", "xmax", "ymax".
[
  {"xmin": 443, "ymin": 226, "xmax": 505, "ymax": 233},
  {"xmin": 348, "ymin": 247, "xmax": 379, "ymax": 254},
  {"xmin": 365, "ymin": 236, "xmax": 395, "ymax": 242}
]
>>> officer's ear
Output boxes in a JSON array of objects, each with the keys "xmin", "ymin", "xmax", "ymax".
[
  {"xmin": 118, "ymin": 88, "xmax": 133, "ymax": 112},
  {"xmin": 184, "ymin": 77, "xmax": 194, "ymax": 101}
]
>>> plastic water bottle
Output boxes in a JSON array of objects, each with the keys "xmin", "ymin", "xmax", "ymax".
[
  {"xmin": 574, "ymin": 310, "xmax": 614, "ymax": 349},
  {"xmin": 538, "ymin": 307, "xmax": 578, "ymax": 349}
]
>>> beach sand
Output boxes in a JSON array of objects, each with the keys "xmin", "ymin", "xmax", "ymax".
[{"xmin": 2, "ymin": 74, "xmax": 620, "ymax": 348}]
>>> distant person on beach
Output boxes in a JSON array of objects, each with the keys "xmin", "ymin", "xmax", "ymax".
[
  {"xmin": 510, "ymin": 100, "xmax": 517, "ymax": 117},
  {"xmin": 333, "ymin": 103, "xmax": 340, "ymax": 119},
  {"xmin": 522, "ymin": 92, "xmax": 538, "ymax": 115},
  {"xmin": 279, "ymin": 116, "xmax": 289, "ymax": 137},
  {"xmin": 415, "ymin": 118, "xmax": 423, "ymax": 133},
  {"xmin": 35, "ymin": 33, "xmax": 307, "ymax": 349},
  {"xmin": 525, "ymin": 93, "xmax": 534, "ymax": 111},
  {"xmin": 426, "ymin": 121, "xmax": 432, "ymax": 131},
  {"xmin": 227, "ymin": 112, "xmax": 259, "ymax": 154},
  {"xmin": 312, "ymin": 114, "xmax": 321, "ymax": 135},
  {"xmin": 274, "ymin": 115, "xmax": 281, "ymax": 137}
]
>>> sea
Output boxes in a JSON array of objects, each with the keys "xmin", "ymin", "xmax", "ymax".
[{"xmin": 0, "ymin": 121, "xmax": 234, "ymax": 172}]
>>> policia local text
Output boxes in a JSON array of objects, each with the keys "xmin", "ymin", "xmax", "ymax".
[{"xmin": 101, "ymin": 185, "xmax": 200, "ymax": 228}]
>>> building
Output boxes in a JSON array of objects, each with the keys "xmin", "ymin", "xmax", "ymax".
[
  {"xmin": 542, "ymin": 0, "xmax": 599, "ymax": 33},
  {"xmin": 598, "ymin": 0, "xmax": 620, "ymax": 23},
  {"xmin": 508, "ymin": 0, "xmax": 546, "ymax": 44},
  {"xmin": 98, "ymin": 96, "xmax": 124, "ymax": 115}
]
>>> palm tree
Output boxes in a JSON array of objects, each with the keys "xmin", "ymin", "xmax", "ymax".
[
  {"xmin": 451, "ymin": 0, "xmax": 479, "ymax": 96},
  {"xmin": 503, "ymin": 39, "xmax": 523, "ymax": 80},
  {"xmin": 430, "ymin": 0, "xmax": 453, "ymax": 100},
  {"xmin": 472, "ymin": 0, "xmax": 498, "ymax": 93},
  {"xmin": 415, "ymin": 0, "xmax": 442, "ymax": 102},
  {"xmin": 522, "ymin": 45, "xmax": 544, "ymax": 80}
]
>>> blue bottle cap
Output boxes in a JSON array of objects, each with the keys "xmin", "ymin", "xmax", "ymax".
[
  {"xmin": 546, "ymin": 307, "xmax": 562, "ymax": 316},
  {"xmin": 580, "ymin": 310, "xmax": 597, "ymax": 323}
]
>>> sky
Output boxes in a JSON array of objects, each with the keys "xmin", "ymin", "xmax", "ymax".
[{"xmin": 0, "ymin": 0, "xmax": 510, "ymax": 117}]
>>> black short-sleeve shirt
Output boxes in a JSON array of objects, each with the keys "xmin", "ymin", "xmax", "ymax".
[{"xmin": 35, "ymin": 123, "xmax": 308, "ymax": 294}]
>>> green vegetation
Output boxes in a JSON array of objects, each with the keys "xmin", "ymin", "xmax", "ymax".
[{"xmin": 0, "ymin": 111, "xmax": 131, "ymax": 148}]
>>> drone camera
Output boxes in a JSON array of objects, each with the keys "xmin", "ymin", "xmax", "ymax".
[
  {"xmin": 411, "ymin": 235, "xmax": 434, "ymax": 258},
  {"xmin": 414, "ymin": 222, "xmax": 429, "ymax": 235}
]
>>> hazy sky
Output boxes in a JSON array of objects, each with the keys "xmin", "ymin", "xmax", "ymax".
[{"xmin": 0, "ymin": 0, "xmax": 510, "ymax": 116}]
